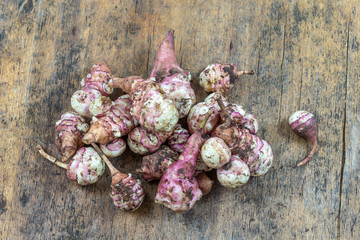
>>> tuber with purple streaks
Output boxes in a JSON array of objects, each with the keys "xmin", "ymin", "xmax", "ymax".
[
  {"xmin": 100, "ymin": 138, "xmax": 126, "ymax": 158},
  {"xmin": 55, "ymin": 112, "xmax": 89, "ymax": 162},
  {"xmin": 82, "ymin": 95, "xmax": 136, "ymax": 145},
  {"xmin": 289, "ymin": 110, "xmax": 318, "ymax": 167},
  {"xmin": 167, "ymin": 124, "xmax": 190, "ymax": 153}
]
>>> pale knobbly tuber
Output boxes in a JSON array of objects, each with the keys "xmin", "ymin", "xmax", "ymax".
[
  {"xmin": 187, "ymin": 102, "xmax": 220, "ymax": 134},
  {"xmin": 167, "ymin": 124, "xmax": 190, "ymax": 153},
  {"xmin": 217, "ymin": 155, "xmax": 250, "ymax": 188},
  {"xmin": 71, "ymin": 88, "xmax": 103, "ymax": 118},
  {"xmin": 37, "ymin": 145, "xmax": 105, "ymax": 186},
  {"xmin": 200, "ymin": 137, "xmax": 231, "ymax": 169},
  {"xmin": 289, "ymin": 110, "xmax": 318, "ymax": 167},
  {"xmin": 89, "ymin": 96, "xmax": 113, "ymax": 117},
  {"xmin": 55, "ymin": 112, "xmax": 89, "ymax": 162},
  {"xmin": 100, "ymin": 138, "xmax": 126, "ymax": 158},
  {"xmin": 137, "ymin": 145, "xmax": 179, "ymax": 181},
  {"xmin": 199, "ymin": 63, "xmax": 254, "ymax": 94},
  {"xmin": 109, "ymin": 77, "xmax": 179, "ymax": 133}
]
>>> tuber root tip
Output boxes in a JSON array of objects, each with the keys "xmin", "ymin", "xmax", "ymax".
[{"xmin": 82, "ymin": 133, "xmax": 95, "ymax": 144}]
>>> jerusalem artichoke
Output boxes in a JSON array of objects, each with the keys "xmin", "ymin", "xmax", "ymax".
[
  {"xmin": 37, "ymin": 145, "xmax": 105, "ymax": 186},
  {"xmin": 217, "ymin": 155, "xmax": 250, "ymax": 188},
  {"xmin": 55, "ymin": 112, "xmax": 89, "ymax": 162},
  {"xmin": 199, "ymin": 63, "xmax": 254, "ymax": 94},
  {"xmin": 166, "ymin": 124, "xmax": 190, "ymax": 153},
  {"xmin": 289, "ymin": 110, "xmax": 318, "ymax": 167}
]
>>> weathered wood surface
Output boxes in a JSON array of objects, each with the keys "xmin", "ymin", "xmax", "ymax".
[{"xmin": 0, "ymin": 0, "xmax": 359, "ymax": 239}]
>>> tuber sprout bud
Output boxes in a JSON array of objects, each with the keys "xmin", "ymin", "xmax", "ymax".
[
  {"xmin": 200, "ymin": 137, "xmax": 231, "ymax": 169},
  {"xmin": 289, "ymin": 110, "xmax": 318, "ymax": 167},
  {"xmin": 217, "ymin": 155, "xmax": 250, "ymax": 188},
  {"xmin": 167, "ymin": 124, "xmax": 190, "ymax": 153},
  {"xmin": 199, "ymin": 63, "xmax": 254, "ymax": 94},
  {"xmin": 100, "ymin": 138, "xmax": 126, "ymax": 158}
]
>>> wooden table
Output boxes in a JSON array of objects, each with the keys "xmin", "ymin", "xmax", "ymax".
[{"xmin": 1, "ymin": 0, "xmax": 359, "ymax": 239}]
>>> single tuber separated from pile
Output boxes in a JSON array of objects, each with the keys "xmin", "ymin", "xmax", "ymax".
[
  {"xmin": 199, "ymin": 63, "xmax": 254, "ymax": 94},
  {"xmin": 167, "ymin": 124, "xmax": 190, "ymax": 153},
  {"xmin": 100, "ymin": 138, "xmax": 126, "ymax": 158},
  {"xmin": 91, "ymin": 143, "xmax": 144, "ymax": 210},
  {"xmin": 155, "ymin": 111, "xmax": 213, "ymax": 212},
  {"xmin": 137, "ymin": 145, "xmax": 179, "ymax": 181},
  {"xmin": 55, "ymin": 112, "xmax": 89, "ymax": 162},
  {"xmin": 151, "ymin": 30, "xmax": 196, "ymax": 118},
  {"xmin": 37, "ymin": 145, "xmax": 105, "ymax": 186},
  {"xmin": 289, "ymin": 110, "xmax": 318, "ymax": 167},
  {"xmin": 109, "ymin": 76, "xmax": 179, "ymax": 133},
  {"xmin": 217, "ymin": 155, "xmax": 250, "ymax": 188},
  {"xmin": 82, "ymin": 95, "xmax": 136, "ymax": 145}
]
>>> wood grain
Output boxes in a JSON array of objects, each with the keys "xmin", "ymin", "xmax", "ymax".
[{"xmin": 0, "ymin": 0, "xmax": 359, "ymax": 239}]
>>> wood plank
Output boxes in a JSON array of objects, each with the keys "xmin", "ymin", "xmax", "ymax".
[
  {"xmin": 0, "ymin": 0, "xmax": 358, "ymax": 239},
  {"xmin": 340, "ymin": 3, "xmax": 360, "ymax": 239}
]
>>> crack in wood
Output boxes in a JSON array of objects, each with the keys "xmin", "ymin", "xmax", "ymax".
[
  {"xmin": 337, "ymin": 16, "xmax": 351, "ymax": 240},
  {"xmin": 278, "ymin": 13, "xmax": 287, "ymax": 123}
]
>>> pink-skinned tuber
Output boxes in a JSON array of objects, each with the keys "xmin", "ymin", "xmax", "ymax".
[
  {"xmin": 82, "ymin": 95, "xmax": 136, "ymax": 145},
  {"xmin": 151, "ymin": 30, "xmax": 196, "ymax": 118},
  {"xmin": 109, "ymin": 76, "xmax": 179, "ymax": 133},
  {"xmin": 137, "ymin": 145, "xmax": 179, "ymax": 181},
  {"xmin": 167, "ymin": 124, "xmax": 190, "ymax": 153},
  {"xmin": 200, "ymin": 137, "xmax": 231, "ymax": 169},
  {"xmin": 37, "ymin": 145, "xmax": 105, "ymax": 186},
  {"xmin": 199, "ymin": 63, "xmax": 254, "ymax": 94},
  {"xmin": 195, "ymin": 172, "xmax": 214, "ymax": 196},
  {"xmin": 91, "ymin": 143, "xmax": 144, "ymax": 211},
  {"xmin": 55, "ymin": 112, "xmax": 89, "ymax": 162},
  {"xmin": 217, "ymin": 155, "xmax": 250, "ymax": 188},
  {"xmin": 80, "ymin": 62, "xmax": 114, "ymax": 96},
  {"xmin": 289, "ymin": 110, "xmax": 318, "ymax": 167},
  {"xmin": 187, "ymin": 93, "xmax": 229, "ymax": 135},
  {"xmin": 155, "ymin": 111, "xmax": 212, "ymax": 212},
  {"xmin": 100, "ymin": 138, "xmax": 126, "ymax": 158},
  {"xmin": 127, "ymin": 126, "xmax": 174, "ymax": 155},
  {"xmin": 221, "ymin": 104, "xmax": 259, "ymax": 134}
]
